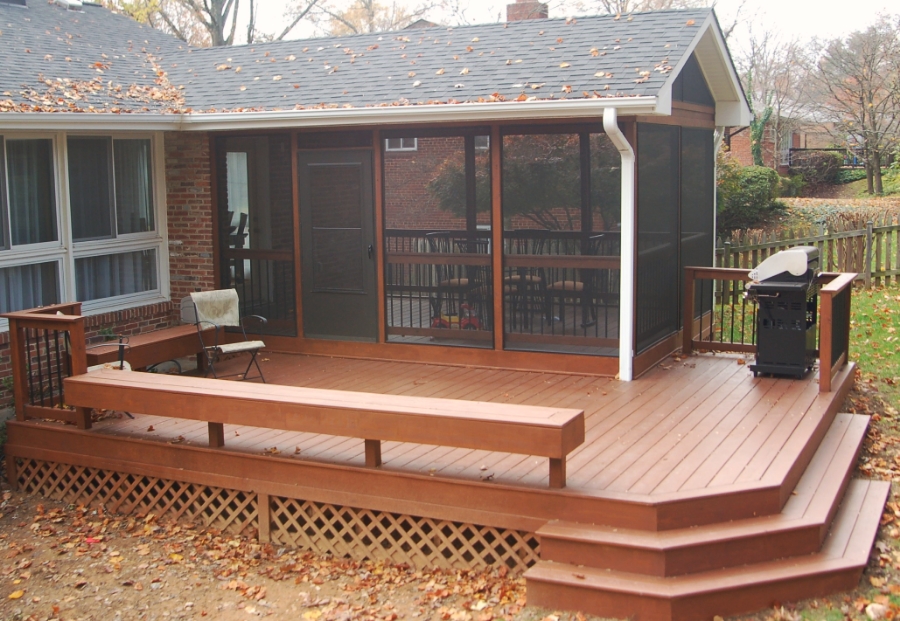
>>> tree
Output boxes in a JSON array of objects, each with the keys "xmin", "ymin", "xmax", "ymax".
[
  {"xmin": 306, "ymin": 0, "xmax": 441, "ymax": 36},
  {"xmin": 737, "ymin": 28, "xmax": 812, "ymax": 169},
  {"xmin": 809, "ymin": 17, "xmax": 900, "ymax": 194},
  {"xmin": 104, "ymin": 0, "xmax": 322, "ymax": 46}
]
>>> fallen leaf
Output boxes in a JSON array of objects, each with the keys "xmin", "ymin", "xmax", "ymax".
[{"xmin": 8, "ymin": 590, "xmax": 24, "ymax": 600}]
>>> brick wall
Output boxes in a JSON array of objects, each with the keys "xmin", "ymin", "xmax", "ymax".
[{"xmin": 166, "ymin": 131, "xmax": 216, "ymax": 301}]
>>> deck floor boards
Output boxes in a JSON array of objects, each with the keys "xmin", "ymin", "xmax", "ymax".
[{"xmin": 80, "ymin": 351, "xmax": 850, "ymax": 503}]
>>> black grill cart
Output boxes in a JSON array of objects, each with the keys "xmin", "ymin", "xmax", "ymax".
[{"xmin": 746, "ymin": 247, "xmax": 820, "ymax": 378}]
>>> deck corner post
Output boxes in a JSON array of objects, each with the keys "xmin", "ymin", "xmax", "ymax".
[
  {"xmin": 257, "ymin": 492, "xmax": 271, "ymax": 543},
  {"xmin": 5, "ymin": 455, "xmax": 18, "ymax": 491},
  {"xmin": 549, "ymin": 458, "xmax": 566, "ymax": 489},
  {"xmin": 365, "ymin": 439, "xmax": 382, "ymax": 468},
  {"xmin": 208, "ymin": 422, "xmax": 225, "ymax": 448}
]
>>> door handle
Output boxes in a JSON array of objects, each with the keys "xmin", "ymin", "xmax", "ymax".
[{"xmin": 367, "ymin": 244, "xmax": 374, "ymax": 259}]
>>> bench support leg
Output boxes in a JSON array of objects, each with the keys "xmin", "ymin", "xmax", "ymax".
[
  {"xmin": 75, "ymin": 407, "xmax": 92, "ymax": 430},
  {"xmin": 365, "ymin": 439, "xmax": 382, "ymax": 468},
  {"xmin": 208, "ymin": 422, "xmax": 225, "ymax": 448},
  {"xmin": 549, "ymin": 458, "xmax": 566, "ymax": 489},
  {"xmin": 257, "ymin": 493, "xmax": 270, "ymax": 543}
]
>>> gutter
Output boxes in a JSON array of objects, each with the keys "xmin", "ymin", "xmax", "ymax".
[
  {"xmin": 0, "ymin": 96, "xmax": 660, "ymax": 132},
  {"xmin": 602, "ymin": 106, "xmax": 636, "ymax": 382}
]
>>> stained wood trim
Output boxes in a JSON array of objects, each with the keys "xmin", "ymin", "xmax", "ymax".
[
  {"xmin": 210, "ymin": 133, "xmax": 222, "ymax": 290},
  {"xmin": 505, "ymin": 255, "xmax": 621, "ymax": 269},
  {"xmin": 505, "ymin": 333, "xmax": 619, "ymax": 348},
  {"xmin": 291, "ymin": 131, "xmax": 304, "ymax": 338},
  {"xmin": 491, "ymin": 123, "xmax": 504, "ymax": 351},
  {"xmin": 385, "ymin": 252, "xmax": 491, "ymax": 266},
  {"xmin": 633, "ymin": 333, "xmax": 680, "ymax": 378},
  {"xmin": 373, "ymin": 129, "xmax": 387, "ymax": 343}
]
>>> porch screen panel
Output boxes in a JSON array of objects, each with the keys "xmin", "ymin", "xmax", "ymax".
[
  {"xmin": 215, "ymin": 134, "xmax": 296, "ymax": 336},
  {"xmin": 502, "ymin": 131, "xmax": 620, "ymax": 356},
  {"xmin": 680, "ymin": 128, "xmax": 715, "ymax": 325},
  {"xmin": 636, "ymin": 124, "xmax": 680, "ymax": 353},
  {"xmin": 309, "ymin": 163, "xmax": 365, "ymax": 292},
  {"xmin": 383, "ymin": 132, "xmax": 493, "ymax": 348}
]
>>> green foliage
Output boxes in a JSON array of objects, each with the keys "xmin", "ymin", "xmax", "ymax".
[
  {"xmin": 789, "ymin": 151, "xmax": 843, "ymax": 193},
  {"xmin": 427, "ymin": 134, "xmax": 621, "ymax": 231},
  {"xmin": 716, "ymin": 154, "xmax": 784, "ymax": 233},
  {"xmin": 778, "ymin": 175, "xmax": 805, "ymax": 198},
  {"xmin": 834, "ymin": 168, "xmax": 868, "ymax": 184}
]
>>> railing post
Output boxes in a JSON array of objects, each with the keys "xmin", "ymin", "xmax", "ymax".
[
  {"xmin": 683, "ymin": 268, "xmax": 695, "ymax": 354},
  {"xmin": 7, "ymin": 318, "xmax": 28, "ymax": 421},
  {"xmin": 819, "ymin": 289, "xmax": 833, "ymax": 393},
  {"xmin": 865, "ymin": 220, "xmax": 873, "ymax": 289}
]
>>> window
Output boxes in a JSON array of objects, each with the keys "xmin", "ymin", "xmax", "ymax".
[
  {"xmin": 474, "ymin": 135, "xmax": 490, "ymax": 150},
  {"xmin": 0, "ymin": 132, "xmax": 166, "ymax": 323},
  {"xmin": 68, "ymin": 137, "xmax": 155, "ymax": 240},
  {"xmin": 5, "ymin": 138, "xmax": 58, "ymax": 246},
  {"xmin": 385, "ymin": 137, "xmax": 417, "ymax": 151}
]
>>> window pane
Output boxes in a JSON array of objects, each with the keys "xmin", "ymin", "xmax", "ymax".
[
  {"xmin": 114, "ymin": 139, "xmax": 154, "ymax": 234},
  {"xmin": 0, "ymin": 261, "xmax": 59, "ymax": 313},
  {"xmin": 68, "ymin": 137, "xmax": 113, "ymax": 240},
  {"xmin": 6, "ymin": 139, "xmax": 58, "ymax": 245},
  {"xmin": 75, "ymin": 249, "xmax": 158, "ymax": 302}
]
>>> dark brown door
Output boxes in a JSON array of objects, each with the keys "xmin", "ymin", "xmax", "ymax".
[{"xmin": 299, "ymin": 150, "xmax": 377, "ymax": 341}]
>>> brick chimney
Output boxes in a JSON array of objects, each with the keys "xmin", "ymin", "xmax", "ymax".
[{"xmin": 507, "ymin": 0, "xmax": 548, "ymax": 21}]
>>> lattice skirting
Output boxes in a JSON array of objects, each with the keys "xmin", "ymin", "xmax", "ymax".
[{"xmin": 12, "ymin": 458, "xmax": 540, "ymax": 571}]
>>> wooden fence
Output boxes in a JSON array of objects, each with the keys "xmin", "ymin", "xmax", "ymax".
[{"xmin": 717, "ymin": 213, "xmax": 900, "ymax": 287}]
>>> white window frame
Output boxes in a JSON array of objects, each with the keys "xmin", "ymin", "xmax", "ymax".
[
  {"xmin": 0, "ymin": 130, "xmax": 169, "ymax": 328},
  {"xmin": 385, "ymin": 137, "xmax": 418, "ymax": 152}
]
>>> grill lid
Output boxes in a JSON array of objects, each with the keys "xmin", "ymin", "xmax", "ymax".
[{"xmin": 749, "ymin": 246, "xmax": 819, "ymax": 283}]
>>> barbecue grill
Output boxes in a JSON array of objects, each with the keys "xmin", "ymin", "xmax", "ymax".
[{"xmin": 745, "ymin": 247, "xmax": 819, "ymax": 378}]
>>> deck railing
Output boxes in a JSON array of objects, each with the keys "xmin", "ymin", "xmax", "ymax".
[
  {"xmin": 2, "ymin": 303, "xmax": 90, "ymax": 428},
  {"xmin": 683, "ymin": 267, "xmax": 855, "ymax": 393}
]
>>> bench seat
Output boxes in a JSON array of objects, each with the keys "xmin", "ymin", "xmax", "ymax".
[
  {"xmin": 85, "ymin": 325, "xmax": 213, "ymax": 370},
  {"xmin": 63, "ymin": 369, "xmax": 585, "ymax": 488}
]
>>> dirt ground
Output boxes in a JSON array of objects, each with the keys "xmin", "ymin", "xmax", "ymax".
[{"xmin": 0, "ymin": 487, "xmax": 596, "ymax": 621}]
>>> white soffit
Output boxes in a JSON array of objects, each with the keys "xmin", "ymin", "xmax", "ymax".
[{"xmin": 664, "ymin": 12, "xmax": 751, "ymax": 127}]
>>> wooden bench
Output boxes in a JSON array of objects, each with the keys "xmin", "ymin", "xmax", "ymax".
[
  {"xmin": 85, "ymin": 325, "xmax": 213, "ymax": 371},
  {"xmin": 63, "ymin": 369, "xmax": 585, "ymax": 488}
]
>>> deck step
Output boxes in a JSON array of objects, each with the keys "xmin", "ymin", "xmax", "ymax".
[
  {"xmin": 537, "ymin": 414, "xmax": 869, "ymax": 577},
  {"xmin": 526, "ymin": 478, "xmax": 889, "ymax": 621}
]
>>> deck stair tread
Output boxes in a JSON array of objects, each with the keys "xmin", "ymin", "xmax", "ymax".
[
  {"xmin": 525, "ymin": 478, "xmax": 889, "ymax": 620},
  {"xmin": 537, "ymin": 414, "xmax": 870, "ymax": 576}
]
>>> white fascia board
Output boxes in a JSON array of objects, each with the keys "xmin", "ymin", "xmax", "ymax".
[
  {"xmin": 0, "ymin": 97, "xmax": 661, "ymax": 132},
  {"xmin": 0, "ymin": 113, "xmax": 183, "ymax": 132},
  {"xmin": 180, "ymin": 97, "xmax": 659, "ymax": 131}
]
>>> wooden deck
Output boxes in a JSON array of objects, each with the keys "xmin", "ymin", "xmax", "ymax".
[{"xmin": 5, "ymin": 350, "xmax": 887, "ymax": 621}]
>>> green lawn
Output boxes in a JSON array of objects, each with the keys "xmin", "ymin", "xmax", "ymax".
[{"xmin": 851, "ymin": 284, "xmax": 900, "ymax": 408}]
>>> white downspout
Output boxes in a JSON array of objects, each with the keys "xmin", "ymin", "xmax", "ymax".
[{"xmin": 603, "ymin": 107, "xmax": 636, "ymax": 382}]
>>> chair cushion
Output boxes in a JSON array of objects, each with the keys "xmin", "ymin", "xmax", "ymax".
[
  {"xmin": 190, "ymin": 289, "xmax": 241, "ymax": 327},
  {"xmin": 88, "ymin": 361, "xmax": 133, "ymax": 373},
  {"xmin": 217, "ymin": 340, "xmax": 265, "ymax": 355},
  {"xmin": 548, "ymin": 281, "xmax": 584, "ymax": 292}
]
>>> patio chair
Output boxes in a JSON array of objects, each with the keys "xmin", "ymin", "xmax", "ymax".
[
  {"xmin": 543, "ymin": 233, "xmax": 607, "ymax": 330},
  {"xmin": 183, "ymin": 289, "xmax": 267, "ymax": 382},
  {"xmin": 503, "ymin": 232, "xmax": 547, "ymax": 330}
]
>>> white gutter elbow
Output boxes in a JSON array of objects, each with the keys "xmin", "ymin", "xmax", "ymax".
[{"xmin": 602, "ymin": 107, "xmax": 636, "ymax": 381}]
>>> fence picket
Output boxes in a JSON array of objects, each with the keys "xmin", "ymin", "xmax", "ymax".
[{"xmin": 717, "ymin": 214, "xmax": 900, "ymax": 287}]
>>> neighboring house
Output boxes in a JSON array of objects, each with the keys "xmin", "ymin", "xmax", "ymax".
[
  {"xmin": 0, "ymin": 0, "xmax": 749, "ymax": 388},
  {"xmin": 726, "ymin": 120, "xmax": 841, "ymax": 174}
]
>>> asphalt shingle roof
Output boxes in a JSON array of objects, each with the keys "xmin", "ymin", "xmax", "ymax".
[
  {"xmin": 0, "ymin": 0, "xmax": 186, "ymax": 112},
  {"xmin": 0, "ymin": 2, "xmax": 714, "ymax": 114},
  {"xmin": 173, "ymin": 9, "xmax": 711, "ymax": 112}
]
